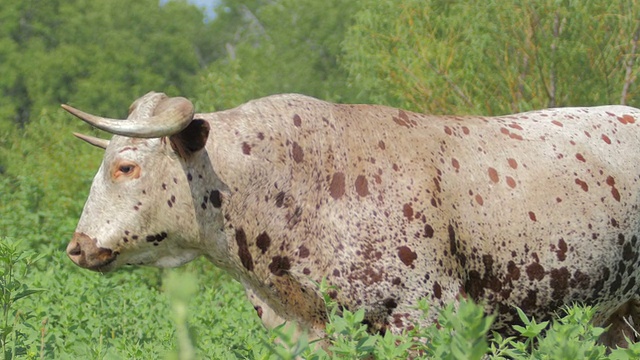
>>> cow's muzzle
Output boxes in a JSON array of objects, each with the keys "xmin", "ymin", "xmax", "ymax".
[{"xmin": 67, "ymin": 232, "xmax": 118, "ymax": 272}]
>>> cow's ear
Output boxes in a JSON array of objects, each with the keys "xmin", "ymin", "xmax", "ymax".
[{"xmin": 169, "ymin": 119, "xmax": 210, "ymax": 158}]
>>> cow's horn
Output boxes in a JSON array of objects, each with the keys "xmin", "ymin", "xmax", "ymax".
[
  {"xmin": 73, "ymin": 132, "xmax": 110, "ymax": 149},
  {"xmin": 61, "ymin": 97, "xmax": 194, "ymax": 138}
]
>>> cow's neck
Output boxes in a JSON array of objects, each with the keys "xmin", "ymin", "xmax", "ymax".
[{"xmin": 177, "ymin": 145, "xmax": 235, "ymax": 270}]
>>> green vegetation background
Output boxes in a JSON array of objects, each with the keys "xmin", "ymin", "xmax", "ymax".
[{"xmin": 0, "ymin": 0, "xmax": 639, "ymax": 358}]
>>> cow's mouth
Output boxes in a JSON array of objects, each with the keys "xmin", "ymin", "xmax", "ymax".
[
  {"xmin": 67, "ymin": 232, "xmax": 120, "ymax": 272},
  {"xmin": 85, "ymin": 253, "xmax": 119, "ymax": 273}
]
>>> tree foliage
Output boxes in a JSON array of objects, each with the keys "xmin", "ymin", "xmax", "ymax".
[
  {"xmin": 197, "ymin": 0, "xmax": 362, "ymax": 111},
  {"xmin": 0, "ymin": 0, "xmax": 208, "ymax": 130},
  {"xmin": 343, "ymin": 0, "xmax": 640, "ymax": 115}
]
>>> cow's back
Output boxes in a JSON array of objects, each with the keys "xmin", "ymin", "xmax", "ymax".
[{"xmin": 204, "ymin": 95, "xmax": 640, "ymax": 333}]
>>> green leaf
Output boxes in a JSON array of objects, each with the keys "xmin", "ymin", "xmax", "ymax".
[{"xmin": 11, "ymin": 288, "xmax": 45, "ymax": 302}]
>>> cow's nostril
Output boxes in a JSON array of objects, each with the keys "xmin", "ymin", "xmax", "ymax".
[{"xmin": 67, "ymin": 242, "xmax": 82, "ymax": 256}]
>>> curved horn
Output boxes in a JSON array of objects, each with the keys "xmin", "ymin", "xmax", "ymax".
[
  {"xmin": 61, "ymin": 97, "xmax": 194, "ymax": 138},
  {"xmin": 73, "ymin": 132, "xmax": 110, "ymax": 149}
]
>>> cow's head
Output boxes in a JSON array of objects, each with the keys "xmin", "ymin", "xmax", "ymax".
[{"xmin": 63, "ymin": 92, "xmax": 213, "ymax": 272}]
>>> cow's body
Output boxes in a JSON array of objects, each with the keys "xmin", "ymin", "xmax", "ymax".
[{"xmin": 64, "ymin": 92, "xmax": 640, "ymax": 346}]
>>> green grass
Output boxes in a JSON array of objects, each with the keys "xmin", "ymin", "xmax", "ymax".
[{"xmin": 2, "ymin": 236, "xmax": 270, "ymax": 359}]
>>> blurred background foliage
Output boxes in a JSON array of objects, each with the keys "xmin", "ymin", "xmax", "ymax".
[{"xmin": 0, "ymin": 0, "xmax": 639, "ymax": 357}]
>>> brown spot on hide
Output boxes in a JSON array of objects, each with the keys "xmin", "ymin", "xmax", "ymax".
[
  {"xmin": 475, "ymin": 194, "xmax": 484, "ymax": 206},
  {"xmin": 623, "ymin": 242, "xmax": 635, "ymax": 262},
  {"xmin": 378, "ymin": 140, "xmax": 386, "ymax": 150},
  {"xmin": 448, "ymin": 224, "xmax": 457, "ymax": 255},
  {"xmin": 275, "ymin": 191, "xmax": 286, "ymax": 207},
  {"xmin": 607, "ymin": 176, "xmax": 621, "ymax": 201},
  {"xmin": 618, "ymin": 114, "xmax": 636, "ymax": 124},
  {"xmin": 242, "ymin": 142, "xmax": 251, "ymax": 155},
  {"xmin": 254, "ymin": 305, "xmax": 263, "ymax": 318},
  {"xmin": 269, "ymin": 256, "xmax": 291, "ymax": 276},
  {"xmin": 329, "ymin": 172, "xmax": 346, "ymax": 199},
  {"xmin": 507, "ymin": 261, "xmax": 520, "ymax": 281},
  {"xmin": 392, "ymin": 314, "xmax": 405, "ymax": 328},
  {"xmin": 209, "ymin": 190, "xmax": 222, "ymax": 208},
  {"xmin": 506, "ymin": 176, "xmax": 516, "ymax": 189},
  {"xmin": 521, "ymin": 290, "xmax": 537, "ymax": 312},
  {"xmin": 556, "ymin": 238, "xmax": 568, "ymax": 261},
  {"xmin": 293, "ymin": 114, "xmax": 302, "ymax": 127},
  {"xmin": 488, "ymin": 167, "xmax": 499, "ymax": 183},
  {"xmin": 256, "ymin": 232, "xmax": 271, "ymax": 254},
  {"xmin": 403, "ymin": 203, "xmax": 414, "ymax": 221},
  {"xmin": 398, "ymin": 110, "xmax": 412, "ymax": 124},
  {"xmin": 612, "ymin": 188, "xmax": 621, "ymax": 202},
  {"xmin": 257, "ymin": 132, "xmax": 264, "ymax": 140},
  {"xmin": 452, "ymin": 158, "xmax": 460, "ymax": 170},
  {"xmin": 462, "ymin": 126, "xmax": 470, "ymax": 135},
  {"xmin": 611, "ymin": 218, "xmax": 619, "ymax": 227},
  {"xmin": 397, "ymin": 246, "xmax": 417, "ymax": 267},
  {"xmin": 392, "ymin": 114, "xmax": 411, "ymax": 128},
  {"xmin": 355, "ymin": 175, "xmax": 369, "ymax": 197},
  {"xmin": 444, "ymin": 126, "xmax": 452, "ymax": 135},
  {"xmin": 575, "ymin": 153, "xmax": 586, "ymax": 162},
  {"xmin": 465, "ymin": 270, "xmax": 483, "ymax": 300},
  {"xmin": 292, "ymin": 142, "xmax": 304, "ymax": 163},
  {"xmin": 433, "ymin": 177, "xmax": 441, "ymax": 192},
  {"xmin": 624, "ymin": 277, "xmax": 636, "ymax": 294},
  {"xmin": 433, "ymin": 282, "xmax": 442, "ymax": 299},
  {"xmin": 145, "ymin": 232, "xmax": 167, "ymax": 243},
  {"xmin": 575, "ymin": 178, "xmax": 589, "ymax": 192},
  {"xmin": 507, "ymin": 158, "xmax": 518, "ymax": 169},
  {"xmin": 570, "ymin": 270, "xmax": 590, "ymax": 289},
  {"xmin": 526, "ymin": 262, "xmax": 545, "ymax": 281},
  {"xmin": 298, "ymin": 245, "xmax": 310, "ymax": 258},
  {"xmin": 528, "ymin": 211, "xmax": 537, "ymax": 221},
  {"xmin": 236, "ymin": 229, "xmax": 253, "ymax": 271},
  {"xmin": 551, "ymin": 120, "xmax": 563, "ymax": 127},
  {"xmin": 424, "ymin": 224, "xmax": 434, "ymax": 238},
  {"xmin": 550, "ymin": 267, "xmax": 570, "ymax": 300},
  {"xmin": 602, "ymin": 134, "xmax": 611, "ymax": 144}
]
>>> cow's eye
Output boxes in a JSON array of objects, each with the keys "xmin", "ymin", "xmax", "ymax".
[
  {"xmin": 113, "ymin": 161, "xmax": 140, "ymax": 180},
  {"xmin": 119, "ymin": 165, "xmax": 133, "ymax": 174}
]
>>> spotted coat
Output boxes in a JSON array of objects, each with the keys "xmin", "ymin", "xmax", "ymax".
[{"xmin": 66, "ymin": 93, "xmax": 640, "ymax": 347}]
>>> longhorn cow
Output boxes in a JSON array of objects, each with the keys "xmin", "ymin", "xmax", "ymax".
[{"xmin": 63, "ymin": 92, "xmax": 640, "ymax": 347}]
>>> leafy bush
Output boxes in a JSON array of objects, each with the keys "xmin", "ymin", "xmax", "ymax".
[
  {"xmin": 0, "ymin": 238, "xmax": 45, "ymax": 359},
  {"xmin": 262, "ymin": 282, "xmax": 640, "ymax": 360}
]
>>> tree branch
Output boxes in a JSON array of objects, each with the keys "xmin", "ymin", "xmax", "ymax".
[{"xmin": 620, "ymin": 25, "xmax": 640, "ymax": 105}]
